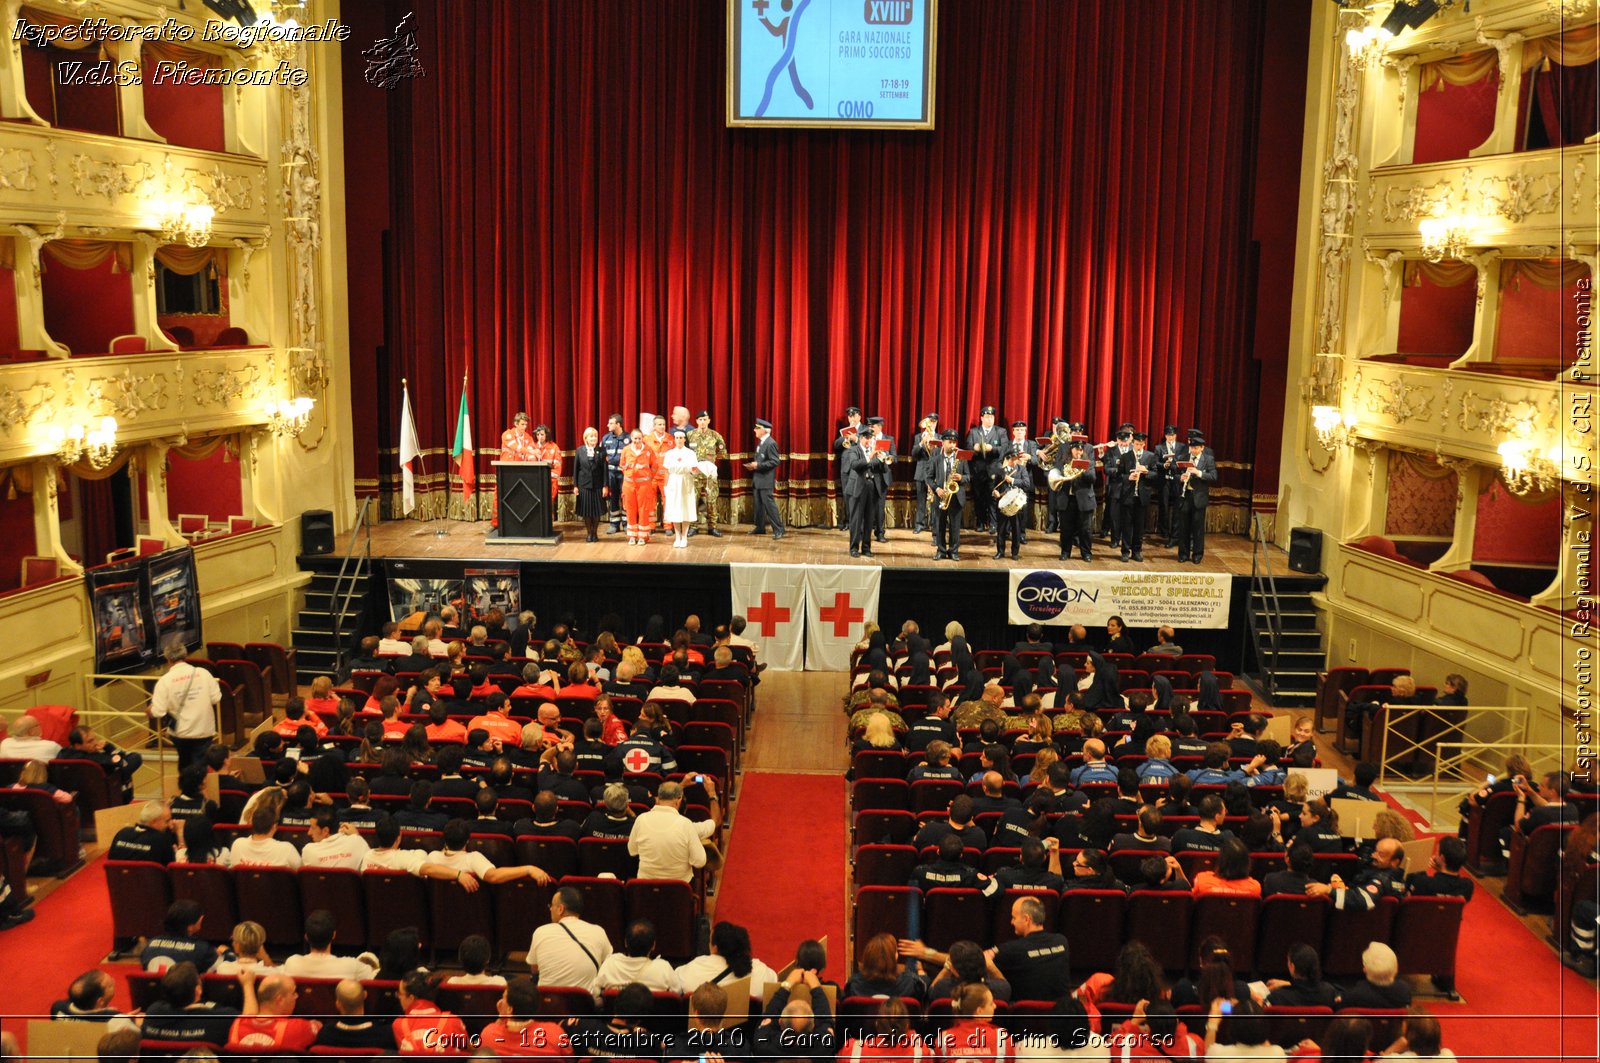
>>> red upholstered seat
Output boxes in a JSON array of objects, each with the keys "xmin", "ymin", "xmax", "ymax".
[
  {"xmin": 1323, "ymin": 897, "xmax": 1399, "ymax": 978},
  {"xmin": 1061, "ymin": 889, "xmax": 1128, "ymax": 972},
  {"xmin": 492, "ymin": 876, "xmax": 552, "ymax": 959},
  {"xmin": 854, "ymin": 843, "xmax": 918, "ymax": 888},
  {"xmin": 923, "ymin": 886, "xmax": 988, "ymax": 951},
  {"xmin": 105, "ymin": 860, "xmax": 174, "ymax": 950},
  {"xmin": 853, "ymin": 809, "xmax": 916, "ymax": 847},
  {"xmin": 169, "ymin": 862, "xmax": 237, "ymax": 941},
  {"xmin": 1255, "ymin": 894, "xmax": 1329, "ymax": 976},
  {"xmin": 853, "ymin": 886, "xmax": 916, "ymax": 964},
  {"xmin": 1192, "ymin": 895, "xmax": 1261, "ymax": 972},
  {"xmin": 558, "ymin": 875, "xmax": 625, "ymax": 947},
  {"xmin": 626, "ymin": 878, "xmax": 696, "ymax": 960}
]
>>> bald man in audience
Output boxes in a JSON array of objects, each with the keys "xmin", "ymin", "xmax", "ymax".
[
  {"xmin": 226, "ymin": 970, "xmax": 321, "ymax": 1054},
  {"xmin": 313, "ymin": 980, "xmax": 398, "ymax": 1050},
  {"xmin": 1068, "ymin": 739, "xmax": 1118, "ymax": 785}
]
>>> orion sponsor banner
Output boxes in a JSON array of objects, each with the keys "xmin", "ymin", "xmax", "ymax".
[{"xmin": 1007, "ymin": 569, "xmax": 1232, "ymax": 629}]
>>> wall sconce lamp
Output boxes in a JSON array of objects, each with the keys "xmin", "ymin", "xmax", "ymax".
[
  {"xmin": 159, "ymin": 198, "xmax": 216, "ymax": 248},
  {"xmin": 264, "ymin": 396, "xmax": 314, "ymax": 438},
  {"xmin": 1497, "ymin": 437, "xmax": 1561, "ymax": 495},
  {"xmin": 1311, "ymin": 405, "xmax": 1358, "ymax": 451},
  {"xmin": 1418, "ymin": 214, "xmax": 1473, "ymax": 262},
  {"xmin": 49, "ymin": 416, "xmax": 119, "ymax": 469},
  {"xmin": 1344, "ymin": 24, "xmax": 1394, "ymax": 68}
]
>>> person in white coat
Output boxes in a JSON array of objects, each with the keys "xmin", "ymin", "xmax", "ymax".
[{"xmin": 661, "ymin": 428, "xmax": 699, "ymax": 549}]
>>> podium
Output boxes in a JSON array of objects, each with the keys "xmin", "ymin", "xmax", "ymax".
[{"xmin": 489, "ymin": 460, "xmax": 561, "ymax": 545}]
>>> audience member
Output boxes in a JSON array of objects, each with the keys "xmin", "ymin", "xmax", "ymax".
[
  {"xmin": 596, "ymin": 919, "xmax": 683, "ymax": 993},
  {"xmin": 527, "ymin": 885, "xmax": 614, "ymax": 996}
]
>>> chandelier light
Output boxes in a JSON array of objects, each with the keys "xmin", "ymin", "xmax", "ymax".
[
  {"xmin": 1418, "ymin": 215, "xmax": 1471, "ymax": 262},
  {"xmin": 1497, "ymin": 437, "xmax": 1560, "ymax": 495},
  {"xmin": 50, "ymin": 416, "xmax": 119, "ymax": 469},
  {"xmin": 1344, "ymin": 24, "xmax": 1394, "ymax": 68},
  {"xmin": 159, "ymin": 199, "xmax": 216, "ymax": 248},
  {"xmin": 264, "ymin": 396, "xmax": 314, "ymax": 438},
  {"xmin": 1311, "ymin": 405, "xmax": 1358, "ymax": 451}
]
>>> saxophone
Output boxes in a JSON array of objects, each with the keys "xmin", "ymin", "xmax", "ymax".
[{"xmin": 937, "ymin": 464, "xmax": 962, "ymax": 510}]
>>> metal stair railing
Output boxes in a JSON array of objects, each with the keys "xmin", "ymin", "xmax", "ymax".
[
  {"xmin": 329, "ymin": 497, "xmax": 374, "ymax": 677},
  {"xmin": 1249, "ymin": 513, "xmax": 1284, "ymax": 700}
]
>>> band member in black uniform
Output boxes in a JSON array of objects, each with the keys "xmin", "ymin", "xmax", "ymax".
[
  {"xmin": 745, "ymin": 419, "xmax": 785, "ymax": 539},
  {"xmin": 1119, "ymin": 432, "xmax": 1160, "ymax": 562},
  {"xmin": 929, "ymin": 430, "xmax": 967, "ymax": 561},
  {"xmin": 1005, "ymin": 420, "xmax": 1038, "ymax": 543},
  {"xmin": 1176, "ymin": 430, "xmax": 1217, "ymax": 564},
  {"xmin": 843, "ymin": 423, "xmax": 889, "ymax": 558},
  {"xmin": 833, "ymin": 406, "xmax": 863, "ymax": 530},
  {"xmin": 869, "ymin": 416, "xmax": 894, "ymax": 543},
  {"xmin": 1052, "ymin": 438, "xmax": 1097, "ymax": 562},
  {"xmin": 966, "ymin": 406, "xmax": 1007, "ymax": 534},
  {"xmin": 1155, "ymin": 424, "xmax": 1183, "ymax": 547},
  {"xmin": 992, "ymin": 446, "xmax": 1033, "ymax": 560},
  {"xmin": 1102, "ymin": 422, "xmax": 1136, "ymax": 549},
  {"xmin": 1041, "ymin": 417, "xmax": 1070, "ymax": 534},
  {"xmin": 912, "ymin": 413, "xmax": 940, "ymax": 534}
]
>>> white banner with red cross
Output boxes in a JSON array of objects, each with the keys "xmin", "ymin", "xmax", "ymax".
[
  {"xmin": 803, "ymin": 565, "xmax": 882, "ymax": 671},
  {"xmin": 729, "ymin": 563, "xmax": 807, "ymax": 672}
]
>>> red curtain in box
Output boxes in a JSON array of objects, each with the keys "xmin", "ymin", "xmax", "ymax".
[{"xmin": 351, "ymin": 0, "xmax": 1306, "ymax": 531}]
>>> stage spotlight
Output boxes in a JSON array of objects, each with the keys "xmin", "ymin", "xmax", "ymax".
[
  {"xmin": 202, "ymin": 0, "xmax": 257, "ymax": 27},
  {"xmin": 1380, "ymin": 0, "xmax": 1444, "ymax": 37}
]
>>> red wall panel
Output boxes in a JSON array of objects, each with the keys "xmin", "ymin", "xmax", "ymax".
[
  {"xmin": 1413, "ymin": 71, "xmax": 1497, "ymax": 164},
  {"xmin": 1472, "ymin": 477, "xmax": 1561, "ymax": 566},
  {"xmin": 1396, "ymin": 273, "xmax": 1476, "ymax": 355},
  {"xmin": 166, "ymin": 447, "xmax": 242, "ymax": 524},
  {"xmin": 141, "ymin": 56, "xmax": 226, "ymax": 152},
  {"xmin": 41, "ymin": 256, "xmax": 134, "ymax": 356},
  {"xmin": 1495, "ymin": 270, "xmax": 1589, "ymax": 365}
]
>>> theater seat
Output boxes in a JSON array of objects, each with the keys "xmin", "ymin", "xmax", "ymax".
[
  {"xmin": 1391, "ymin": 895, "xmax": 1467, "ymax": 986},
  {"xmin": 493, "ymin": 875, "xmax": 553, "ymax": 960},
  {"xmin": 1061, "ymin": 890, "xmax": 1128, "ymax": 973},
  {"xmin": 429, "ymin": 875, "xmax": 496, "ymax": 960},
  {"xmin": 1323, "ymin": 897, "xmax": 1398, "ymax": 978},
  {"xmin": 923, "ymin": 887, "xmax": 987, "ymax": 951},
  {"xmin": 854, "ymin": 843, "xmax": 918, "ymax": 888},
  {"xmin": 1255, "ymin": 894, "xmax": 1329, "ymax": 977},
  {"xmin": 1192, "ymin": 895, "xmax": 1260, "ymax": 974},
  {"xmin": 558, "ymin": 876, "xmax": 625, "ymax": 947},
  {"xmin": 105, "ymin": 860, "xmax": 173, "ymax": 951},
  {"xmin": 854, "ymin": 886, "xmax": 916, "ymax": 964},
  {"xmin": 170, "ymin": 862, "xmax": 238, "ymax": 942},
  {"xmin": 0, "ymin": 789, "xmax": 81, "ymax": 876},
  {"xmin": 626, "ymin": 878, "xmax": 696, "ymax": 960},
  {"xmin": 363, "ymin": 869, "xmax": 429, "ymax": 951}
]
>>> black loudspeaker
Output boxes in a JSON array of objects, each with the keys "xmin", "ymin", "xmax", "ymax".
[
  {"xmin": 301, "ymin": 509, "xmax": 334, "ymax": 556},
  {"xmin": 1288, "ymin": 526, "xmax": 1323, "ymax": 574}
]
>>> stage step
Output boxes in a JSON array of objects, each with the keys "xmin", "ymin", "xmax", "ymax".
[
  {"xmin": 1248, "ymin": 576, "xmax": 1328, "ymax": 711},
  {"xmin": 291, "ymin": 554, "xmax": 379, "ymax": 686}
]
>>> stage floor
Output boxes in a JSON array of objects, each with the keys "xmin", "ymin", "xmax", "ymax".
[{"xmin": 361, "ymin": 519, "xmax": 1276, "ymax": 576}]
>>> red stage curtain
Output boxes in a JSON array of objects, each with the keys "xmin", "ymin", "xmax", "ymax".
[{"xmin": 357, "ymin": 0, "xmax": 1297, "ymax": 531}]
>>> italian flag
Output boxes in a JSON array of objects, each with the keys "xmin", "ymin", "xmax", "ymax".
[{"xmin": 451, "ymin": 383, "xmax": 475, "ymax": 501}]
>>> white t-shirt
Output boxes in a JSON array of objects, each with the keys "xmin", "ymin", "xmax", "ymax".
[
  {"xmin": 595, "ymin": 953, "xmax": 682, "ymax": 994},
  {"xmin": 527, "ymin": 917, "xmax": 614, "ymax": 994},
  {"xmin": 150, "ymin": 662, "xmax": 222, "ymax": 739},
  {"xmin": 627, "ymin": 806, "xmax": 706, "ymax": 883},
  {"xmin": 362, "ymin": 847, "xmax": 427, "ymax": 875},
  {"xmin": 281, "ymin": 952, "xmax": 376, "ymax": 980},
  {"xmin": 427, "ymin": 849, "xmax": 497, "ymax": 879},
  {"xmin": 300, "ymin": 832, "xmax": 372, "ymax": 871},
  {"xmin": 378, "ymin": 638, "xmax": 411, "ymax": 656},
  {"xmin": 0, "ymin": 735, "xmax": 61, "ymax": 760},
  {"xmin": 229, "ymin": 835, "xmax": 302, "ymax": 870},
  {"xmin": 446, "ymin": 973, "xmax": 507, "ymax": 986},
  {"xmin": 672, "ymin": 954, "xmax": 778, "ymax": 1000}
]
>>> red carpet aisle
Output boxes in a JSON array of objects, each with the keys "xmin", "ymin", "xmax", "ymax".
[
  {"xmin": 1, "ymin": 855, "xmax": 126, "ymax": 1056},
  {"xmin": 713, "ymin": 772, "xmax": 848, "ymax": 978},
  {"xmin": 1422, "ymin": 884, "xmax": 1598, "ymax": 1062}
]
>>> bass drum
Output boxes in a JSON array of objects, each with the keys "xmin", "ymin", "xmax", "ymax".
[{"xmin": 997, "ymin": 487, "xmax": 1028, "ymax": 516}]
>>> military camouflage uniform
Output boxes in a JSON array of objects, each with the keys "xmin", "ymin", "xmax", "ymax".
[{"xmin": 687, "ymin": 426, "xmax": 728, "ymax": 529}]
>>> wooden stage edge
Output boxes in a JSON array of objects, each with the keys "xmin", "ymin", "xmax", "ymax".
[{"xmin": 356, "ymin": 520, "xmax": 1285, "ymax": 578}]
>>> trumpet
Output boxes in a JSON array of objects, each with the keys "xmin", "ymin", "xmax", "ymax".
[{"xmin": 937, "ymin": 466, "xmax": 962, "ymax": 510}]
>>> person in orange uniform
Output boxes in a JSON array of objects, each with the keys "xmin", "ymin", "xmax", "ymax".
[
  {"xmin": 392, "ymin": 970, "xmax": 470, "ymax": 1055},
  {"xmin": 494, "ymin": 413, "xmax": 540, "ymax": 528},
  {"xmin": 620, "ymin": 429, "xmax": 661, "ymax": 546},
  {"xmin": 529, "ymin": 424, "xmax": 563, "ymax": 503},
  {"xmin": 477, "ymin": 979, "xmax": 572, "ymax": 1058},
  {"xmin": 644, "ymin": 415, "xmax": 672, "ymax": 536}
]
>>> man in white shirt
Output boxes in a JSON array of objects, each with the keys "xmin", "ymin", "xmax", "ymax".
[
  {"xmin": 230, "ymin": 807, "xmax": 302, "ymax": 870},
  {"xmin": 148, "ymin": 640, "xmax": 221, "ymax": 770},
  {"xmin": 526, "ymin": 886, "xmax": 613, "ymax": 996},
  {"xmin": 360, "ymin": 815, "xmax": 464, "ymax": 882},
  {"xmin": 377, "ymin": 622, "xmax": 411, "ymax": 657},
  {"xmin": 427, "ymin": 819, "xmax": 554, "ymax": 888},
  {"xmin": 627, "ymin": 782, "xmax": 707, "ymax": 883},
  {"xmin": 279, "ymin": 909, "xmax": 378, "ymax": 980},
  {"xmin": 0, "ymin": 715, "xmax": 61, "ymax": 760},
  {"xmin": 300, "ymin": 809, "xmax": 371, "ymax": 871},
  {"xmin": 595, "ymin": 919, "xmax": 683, "ymax": 994}
]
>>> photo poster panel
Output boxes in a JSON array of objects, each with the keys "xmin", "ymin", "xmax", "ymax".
[
  {"xmin": 85, "ymin": 545, "xmax": 205, "ymax": 677},
  {"xmin": 147, "ymin": 547, "xmax": 203, "ymax": 656},
  {"xmin": 387, "ymin": 576, "xmax": 467, "ymax": 623},
  {"xmin": 463, "ymin": 567, "xmax": 521, "ymax": 624}
]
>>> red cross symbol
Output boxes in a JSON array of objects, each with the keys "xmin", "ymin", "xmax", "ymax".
[
  {"xmin": 622, "ymin": 747, "xmax": 653, "ymax": 774},
  {"xmin": 747, "ymin": 591, "xmax": 792, "ymax": 638},
  {"xmin": 818, "ymin": 591, "xmax": 865, "ymax": 639}
]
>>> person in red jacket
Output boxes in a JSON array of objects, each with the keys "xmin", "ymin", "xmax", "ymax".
[
  {"xmin": 837, "ymin": 998, "xmax": 932, "ymax": 1063},
  {"xmin": 1107, "ymin": 998, "xmax": 1205, "ymax": 1062},
  {"xmin": 478, "ymin": 978, "xmax": 572, "ymax": 1058},
  {"xmin": 392, "ymin": 970, "xmax": 471, "ymax": 1056},
  {"xmin": 225, "ymin": 970, "xmax": 321, "ymax": 1055},
  {"xmin": 934, "ymin": 983, "xmax": 1013, "ymax": 1062}
]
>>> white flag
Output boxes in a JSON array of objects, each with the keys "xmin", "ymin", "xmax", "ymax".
[
  {"xmin": 803, "ymin": 565, "xmax": 882, "ymax": 670},
  {"xmin": 729, "ymin": 563, "xmax": 806, "ymax": 672},
  {"xmin": 399, "ymin": 382, "xmax": 421, "ymax": 515}
]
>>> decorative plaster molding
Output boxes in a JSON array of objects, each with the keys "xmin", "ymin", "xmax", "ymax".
[
  {"xmin": 69, "ymin": 154, "xmax": 160, "ymax": 202},
  {"xmin": 1457, "ymin": 390, "xmax": 1555, "ymax": 436},
  {"xmin": 0, "ymin": 147, "xmax": 38, "ymax": 192},
  {"xmin": 1366, "ymin": 376, "xmax": 1435, "ymax": 423},
  {"xmin": 1481, "ymin": 167, "xmax": 1561, "ymax": 224}
]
